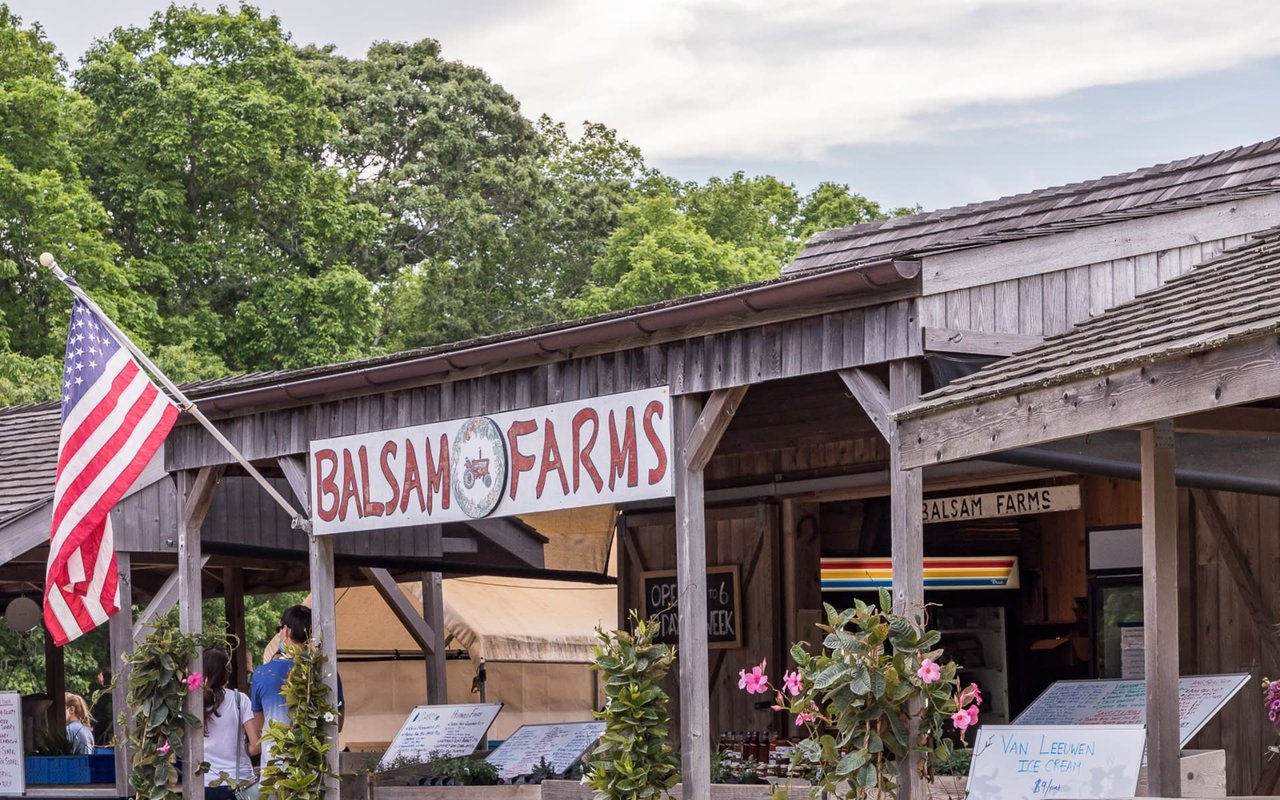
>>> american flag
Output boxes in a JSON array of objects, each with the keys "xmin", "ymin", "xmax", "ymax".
[{"xmin": 45, "ymin": 286, "xmax": 179, "ymax": 645}]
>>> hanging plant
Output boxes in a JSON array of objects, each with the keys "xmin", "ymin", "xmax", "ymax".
[
  {"xmin": 741, "ymin": 589, "xmax": 979, "ymax": 800},
  {"xmin": 122, "ymin": 618, "xmax": 223, "ymax": 800},
  {"xmin": 585, "ymin": 612, "xmax": 681, "ymax": 800},
  {"xmin": 259, "ymin": 641, "xmax": 339, "ymax": 800}
]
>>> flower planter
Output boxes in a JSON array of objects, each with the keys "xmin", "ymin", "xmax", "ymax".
[
  {"xmin": 23, "ymin": 752, "xmax": 115, "ymax": 785},
  {"xmin": 370, "ymin": 783, "xmax": 543, "ymax": 800}
]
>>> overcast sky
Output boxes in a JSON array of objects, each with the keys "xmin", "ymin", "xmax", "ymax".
[{"xmin": 14, "ymin": 0, "xmax": 1280, "ymax": 212}]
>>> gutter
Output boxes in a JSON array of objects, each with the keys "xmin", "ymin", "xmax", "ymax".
[{"xmin": 196, "ymin": 259, "xmax": 921, "ymax": 415}]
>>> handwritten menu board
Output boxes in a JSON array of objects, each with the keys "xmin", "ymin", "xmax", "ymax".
[
  {"xmin": 0, "ymin": 692, "xmax": 23, "ymax": 797},
  {"xmin": 379, "ymin": 703, "xmax": 502, "ymax": 770},
  {"xmin": 966, "ymin": 725, "xmax": 1145, "ymax": 800},
  {"xmin": 486, "ymin": 721, "xmax": 606, "ymax": 780},
  {"xmin": 1014, "ymin": 673, "xmax": 1249, "ymax": 746}
]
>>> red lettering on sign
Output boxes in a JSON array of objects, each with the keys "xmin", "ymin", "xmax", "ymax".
[
  {"xmin": 642, "ymin": 400, "xmax": 667, "ymax": 485},
  {"xmin": 508, "ymin": 420, "xmax": 538, "ymax": 500},
  {"xmin": 572, "ymin": 408, "xmax": 603, "ymax": 493},
  {"xmin": 379, "ymin": 441, "xmax": 400, "ymax": 516},
  {"xmin": 608, "ymin": 408, "xmax": 638, "ymax": 489},
  {"xmin": 400, "ymin": 439, "xmax": 425, "ymax": 513},
  {"xmin": 424, "ymin": 434, "xmax": 450, "ymax": 512},
  {"xmin": 359, "ymin": 445, "xmax": 384, "ymax": 516},
  {"xmin": 537, "ymin": 420, "xmax": 570, "ymax": 499},
  {"xmin": 314, "ymin": 449, "xmax": 339, "ymax": 522},
  {"xmin": 339, "ymin": 449, "xmax": 363, "ymax": 521}
]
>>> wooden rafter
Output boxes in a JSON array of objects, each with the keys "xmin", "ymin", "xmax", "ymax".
[
  {"xmin": 461, "ymin": 518, "xmax": 546, "ymax": 568},
  {"xmin": 360, "ymin": 566, "xmax": 439, "ymax": 654},
  {"xmin": 684, "ymin": 385, "xmax": 749, "ymax": 471},
  {"xmin": 898, "ymin": 335, "xmax": 1280, "ymax": 468},
  {"xmin": 838, "ymin": 368, "xmax": 892, "ymax": 441}
]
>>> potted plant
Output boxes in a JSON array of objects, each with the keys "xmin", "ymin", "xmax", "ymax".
[
  {"xmin": 740, "ymin": 589, "xmax": 979, "ymax": 800},
  {"xmin": 260, "ymin": 641, "xmax": 339, "ymax": 800}
]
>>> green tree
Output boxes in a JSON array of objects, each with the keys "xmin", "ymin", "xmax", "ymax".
[
  {"xmin": 796, "ymin": 181, "xmax": 912, "ymax": 242},
  {"xmin": 571, "ymin": 192, "xmax": 778, "ymax": 315},
  {"xmin": 680, "ymin": 171, "xmax": 801, "ymax": 265},
  {"xmin": 0, "ymin": 6, "xmax": 153, "ymax": 405},
  {"xmin": 75, "ymin": 4, "xmax": 378, "ymax": 372}
]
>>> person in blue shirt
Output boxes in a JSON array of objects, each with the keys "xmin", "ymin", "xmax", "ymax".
[
  {"xmin": 250, "ymin": 605, "xmax": 344, "ymax": 763},
  {"xmin": 64, "ymin": 693, "xmax": 94, "ymax": 754}
]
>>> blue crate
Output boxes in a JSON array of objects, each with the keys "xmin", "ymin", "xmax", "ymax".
[{"xmin": 22, "ymin": 753, "xmax": 115, "ymax": 784}]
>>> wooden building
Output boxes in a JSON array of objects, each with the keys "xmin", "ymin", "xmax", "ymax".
[{"xmin": 7, "ymin": 138, "xmax": 1280, "ymax": 798}]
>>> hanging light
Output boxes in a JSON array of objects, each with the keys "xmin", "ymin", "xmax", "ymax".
[{"xmin": 4, "ymin": 596, "xmax": 41, "ymax": 634}]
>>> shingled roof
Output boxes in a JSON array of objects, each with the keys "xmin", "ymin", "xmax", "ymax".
[
  {"xmin": 787, "ymin": 137, "xmax": 1280, "ymax": 273},
  {"xmin": 895, "ymin": 228, "xmax": 1280, "ymax": 420},
  {"xmin": 0, "ymin": 405, "xmax": 59, "ymax": 523}
]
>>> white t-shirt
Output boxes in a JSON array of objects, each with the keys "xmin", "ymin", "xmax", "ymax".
[{"xmin": 203, "ymin": 689, "xmax": 255, "ymax": 786}]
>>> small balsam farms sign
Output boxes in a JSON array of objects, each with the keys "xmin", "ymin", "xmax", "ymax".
[
  {"xmin": 642, "ymin": 565, "xmax": 741, "ymax": 649},
  {"xmin": 309, "ymin": 387, "xmax": 673, "ymax": 535},
  {"xmin": 923, "ymin": 485, "xmax": 1080, "ymax": 524}
]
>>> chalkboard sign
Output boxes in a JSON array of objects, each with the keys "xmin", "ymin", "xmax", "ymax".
[
  {"xmin": 379, "ymin": 703, "xmax": 503, "ymax": 770},
  {"xmin": 642, "ymin": 565, "xmax": 741, "ymax": 648},
  {"xmin": 1014, "ymin": 673, "xmax": 1249, "ymax": 746},
  {"xmin": 0, "ymin": 692, "xmax": 23, "ymax": 796},
  {"xmin": 486, "ymin": 721, "xmax": 606, "ymax": 780},
  {"xmin": 966, "ymin": 725, "xmax": 1145, "ymax": 800}
]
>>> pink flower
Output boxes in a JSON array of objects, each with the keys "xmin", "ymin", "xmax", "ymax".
[
  {"xmin": 916, "ymin": 659, "xmax": 941, "ymax": 684},
  {"xmin": 782, "ymin": 670, "xmax": 804, "ymax": 696},
  {"xmin": 951, "ymin": 710, "xmax": 972, "ymax": 732},
  {"xmin": 738, "ymin": 659, "xmax": 769, "ymax": 695},
  {"xmin": 959, "ymin": 682, "xmax": 982, "ymax": 706},
  {"xmin": 967, "ymin": 705, "xmax": 980, "ymax": 726},
  {"xmin": 185, "ymin": 672, "xmax": 204, "ymax": 691},
  {"xmin": 795, "ymin": 711, "xmax": 816, "ymax": 726},
  {"xmin": 158, "ymin": 741, "xmax": 171, "ymax": 755}
]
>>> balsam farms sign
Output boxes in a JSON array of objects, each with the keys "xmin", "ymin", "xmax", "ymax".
[
  {"xmin": 309, "ymin": 387, "xmax": 673, "ymax": 535},
  {"xmin": 922, "ymin": 485, "xmax": 1080, "ymax": 524}
]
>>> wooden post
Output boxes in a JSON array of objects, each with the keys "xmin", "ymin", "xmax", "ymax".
[
  {"xmin": 224, "ymin": 567, "xmax": 248, "ymax": 690},
  {"xmin": 422, "ymin": 571, "xmax": 447, "ymax": 705},
  {"xmin": 1142, "ymin": 422, "xmax": 1180, "ymax": 797},
  {"xmin": 109, "ymin": 551, "xmax": 134, "ymax": 797},
  {"xmin": 890, "ymin": 359, "xmax": 924, "ymax": 800},
  {"xmin": 178, "ymin": 470, "xmax": 204, "ymax": 799},
  {"xmin": 44, "ymin": 626, "xmax": 65, "ymax": 738},
  {"xmin": 674, "ymin": 393, "xmax": 711, "ymax": 800}
]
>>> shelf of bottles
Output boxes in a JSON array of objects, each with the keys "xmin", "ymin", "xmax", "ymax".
[{"xmin": 716, "ymin": 731, "xmax": 796, "ymax": 778}]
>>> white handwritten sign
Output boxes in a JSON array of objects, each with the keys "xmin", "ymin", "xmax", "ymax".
[
  {"xmin": 379, "ymin": 703, "xmax": 503, "ymax": 770},
  {"xmin": 486, "ymin": 721, "xmax": 606, "ymax": 780},
  {"xmin": 0, "ymin": 692, "xmax": 24, "ymax": 797},
  {"xmin": 966, "ymin": 725, "xmax": 1145, "ymax": 800},
  {"xmin": 1014, "ymin": 673, "xmax": 1249, "ymax": 746}
]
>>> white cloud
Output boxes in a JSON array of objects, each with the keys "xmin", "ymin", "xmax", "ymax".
[{"xmin": 438, "ymin": 0, "xmax": 1280, "ymax": 160}]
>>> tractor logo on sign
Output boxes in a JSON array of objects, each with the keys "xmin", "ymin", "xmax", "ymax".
[{"xmin": 451, "ymin": 416, "xmax": 507, "ymax": 518}]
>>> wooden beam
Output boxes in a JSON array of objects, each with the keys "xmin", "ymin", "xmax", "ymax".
[
  {"xmin": 1141, "ymin": 422, "xmax": 1180, "ymax": 798},
  {"xmin": 178, "ymin": 470, "xmax": 212, "ymax": 799},
  {"xmin": 889, "ymin": 359, "xmax": 924, "ymax": 800},
  {"xmin": 441, "ymin": 537, "xmax": 479, "ymax": 554},
  {"xmin": 839, "ymin": 368, "xmax": 892, "ymax": 441},
  {"xmin": 674, "ymin": 394, "xmax": 711, "ymax": 800},
  {"xmin": 1175, "ymin": 406, "xmax": 1280, "ymax": 435},
  {"xmin": 422, "ymin": 571, "xmax": 447, "ymax": 705},
  {"xmin": 922, "ymin": 326, "xmax": 1043, "ymax": 357},
  {"xmin": 360, "ymin": 566, "xmax": 438, "ymax": 652},
  {"xmin": 1189, "ymin": 488, "xmax": 1280, "ymax": 667},
  {"xmin": 897, "ymin": 334, "xmax": 1280, "ymax": 468},
  {"xmin": 44, "ymin": 623, "xmax": 65, "ymax": 738},
  {"xmin": 133, "ymin": 556, "xmax": 210, "ymax": 639},
  {"xmin": 460, "ymin": 518, "xmax": 545, "ymax": 568},
  {"xmin": 224, "ymin": 567, "xmax": 247, "ymax": 691},
  {"xmin": 286, "ymin": 458, "xmax": 341, "ymax": 799},
  {"xmin": 684, "ymin": 385, "xmax": 749, "ymax": 471},
  {"xmin": 109, "ymin": 552, "xmax": 134, "ymax": 797},
  {"xmin": 0, "ymin": 502, "xmax": 51, "ymax": 567},
  {"xmin": 921, "ymin": 192, "xmax": 1280, "ymax": 294}
]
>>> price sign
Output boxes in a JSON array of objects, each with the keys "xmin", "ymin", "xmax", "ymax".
[
  {"xmin": 0, "ymin": 692, "xmax": 23, "ymax": 796},
  {"xmin": 486, "ymin": 721, "xmax": 605, "ymax": 780},
  {"xmin": 379, "ymin": 703, "xmax": 503, "ymax": 770}
]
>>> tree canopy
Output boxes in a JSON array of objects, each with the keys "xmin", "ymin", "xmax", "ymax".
[{"xmin": 0, "ymin": 1, "xmax": 916, "ymax": 404}]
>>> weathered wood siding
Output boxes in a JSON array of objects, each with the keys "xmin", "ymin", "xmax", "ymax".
[
  {"xmin": 919, "ymin": 236, "xmax": 1253, "ymax": 338},
  {"xmin": 169, "ymin": 303, "xmax": 919, "ymax": 471},
  {"xmin": 620, "ymin": 504, "xmax": 782, "ymax": 741}
]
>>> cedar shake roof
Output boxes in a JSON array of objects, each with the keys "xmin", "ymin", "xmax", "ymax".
[
  {"xmin": 895, "ymin": 228, "xmax": 1280, "ymax": 420},
  {"xmin": 787, "ymin": 137, "xmax": 1280, "ymax": 273},
  {"xmin": 0, "ymin": 405, "xmax": 59, "ymax": 522}
]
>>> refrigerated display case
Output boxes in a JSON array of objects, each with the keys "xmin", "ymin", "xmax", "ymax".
[
  {"xmin": 1087, "ymin": 526, "xmax": 1144, "ymax": 679},
  {"xmin": 934, "ymin": 605, "xmax": 1010, "ymax": 723}
]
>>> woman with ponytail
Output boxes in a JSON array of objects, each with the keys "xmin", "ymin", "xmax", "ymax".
[{"xmin": 201, "ymin": 647, "xmax": 261, "ymax": 800}]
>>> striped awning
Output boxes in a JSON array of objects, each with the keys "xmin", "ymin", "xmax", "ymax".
[{"xmin": 821, "ymin": 556, "xmax": 1019, "ymax": 591}]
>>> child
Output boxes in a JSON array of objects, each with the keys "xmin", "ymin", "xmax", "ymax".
[{"xmin": 64, "ymin": 693, "xmax": 94, "ymax": 754}]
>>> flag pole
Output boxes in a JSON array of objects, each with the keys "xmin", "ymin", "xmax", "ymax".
[{"xmin": 39, "ymin": 253, "xmax": 312, "ymax": 533}]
